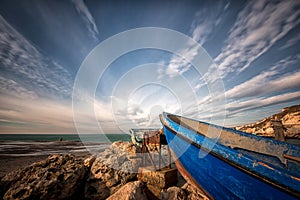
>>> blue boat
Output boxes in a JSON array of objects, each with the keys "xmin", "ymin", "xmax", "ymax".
[{"xmin": 159, "ymin": 112, "xmax": 300, "ymax": 199}]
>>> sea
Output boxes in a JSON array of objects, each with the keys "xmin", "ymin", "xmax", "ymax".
[{"xmin": 0, "ymin": 134, "xmax": 131, "ymax": 157}]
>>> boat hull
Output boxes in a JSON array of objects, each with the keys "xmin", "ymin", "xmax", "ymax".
[{"xmin": 161, "ymin": 113, "xmax": 300, "ymax": 199}]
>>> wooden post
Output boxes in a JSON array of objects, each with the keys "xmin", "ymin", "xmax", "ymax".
[
  {"xmin": 167, "ymin": 145, "xmax": 171, "ymax": 169},
  {"xmin": 158, "ymin": 137, "xmax": 162, "ymax": 170},
  {"xmin": 271, "ymin": 120, "xmax": 285, "ymax": 142},
  {"xmin": 142, "ymin": 135, "xmax": 146, "ymax": 166}
]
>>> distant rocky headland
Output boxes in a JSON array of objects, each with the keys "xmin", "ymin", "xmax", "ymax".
[{"xmin": 235, "ymin": 105, "xmax": 300, "ymax": 139}]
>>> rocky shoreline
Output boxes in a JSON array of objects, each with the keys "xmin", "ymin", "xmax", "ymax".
[
  {"xmin": 0, "ymin": 141, "xmax": 207, "ymax": 200},
  {"xmin": 235, "ymin": 104, "xmax": 300, "ymax": 138}
]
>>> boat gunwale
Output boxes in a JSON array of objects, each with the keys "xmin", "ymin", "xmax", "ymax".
[{"xmin": 160, "ymin": 112, "xmax": 300, "ymax": 198}]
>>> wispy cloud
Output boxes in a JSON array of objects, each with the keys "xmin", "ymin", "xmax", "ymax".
[
  {"xmin": 71, "ymin": 0, "xmax": 99, "ymax": 42},
  {"xmin": 0, "ymin": 94, "xmax": 118, "ymax": 133},
  {"xmin": 226, "ymin": 55, "xmax": 300, "ymax": 99},
  {"xmin": 0, "ymin": 77, "xmax": 117, "ymax": 133},
  {"xmin": 159, "ymin": 2, "xmax": 229, "ymax": 78},
  {"xmin": 183, "ymin": 90, "xmax": 300, "ymax": 126},
  {"xmin": 279, "ymin": 33, "xmax": 300, "ymax": 50},
  {"xmin": 226, "ymin": 70, "xmax": 300, "ymax": 99},
  {"xmin": 0, "ymin": 75, "xmax": 37, "ymax": 99},
  {"xmin": 0, "ymin": 15, "xmax": 110, "ymax": 133},
  {"xmin": 0, "ymin": 96, "xmax": 74, "ymax": 133},
  {"xmin": 213, "ymin": 0, "xmax": 300, "ymax": 80},
  {"xmin": 194, "ymin": 55, "xmax": 300, "ymax": 125},
  {"xmin": 191, "ymin": 1, "xmax": 229, "ymax": 45},
  {"xmin": 0, "ymin": 15, "xmax": 73, "ymax": 99},
  {"xmin": 162, "ymin": 44, "xmax": 200, "ymax": 78},
  {"xmin": 226, "ymin": 91, "xmax": 300, "ymax": 115}
]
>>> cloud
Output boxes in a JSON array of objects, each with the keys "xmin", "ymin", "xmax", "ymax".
[
  {"xmin": 226, "ymin": 91, "xmax": 300, "ymax": 115},
  {"xmin": 0, "ymin": 15, "xmax": 115, "ymax": 133},
  {"xmin": 279, "ymin": 33, "xmax": 300, "ymax": 50},
  {"xmin": 163, "ymin": 44, "xmax": 200, "ymax": 77},
  {"xmin": 0, "ymin": 15, "xmax": 73, "ymax": 99},
  {"xmin": 71, "ymin": 0, "xmax": 99, "ymax": 42},
  {"xmin": 0, "ymin": 95, "xmax": 74, "ymax": 133},
  {"xmin": 113, "ymin": 85, "xmax": 182, "ymax": 129},
  {"xmin": 0, "ymin": 83, "xmax": 118, "ymax": 133},
  {"xmin": 190, "ymin": 1, "xmax": 229, "ymax": 45},
  {"xmin": 182, "ymin": 90, "xmax": 300, "ymax": 126},
  {"xmin": 225, "ymin": 53, "xmax": 300, "ymax": 99},
  {"xmin": 212, "ymin": 0, "xmax": 300, "ymax": 80},
  {"xmin": 159, "ymin": 2, "xmax": 229, "ymax": 79},
  {"xmin": 0, "ymin": 75, "xmax": 37, "ymax": 99},
  {"xmin": 227, "ymin": 70, "xmax": 300, "ymax": 99}
]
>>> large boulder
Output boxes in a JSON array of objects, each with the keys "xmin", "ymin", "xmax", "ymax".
[
  {"xmin": 85, "ymin": 141, "xmax": 141, "ymax": 200},
  {"xmin": 0, "ymin": 154, "xmax": 87, "ymax": 200}
]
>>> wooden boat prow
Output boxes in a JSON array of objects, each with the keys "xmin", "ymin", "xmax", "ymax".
[{"xmin": 160, "ymin": 112, "xmax": 300, "ymax": 199}]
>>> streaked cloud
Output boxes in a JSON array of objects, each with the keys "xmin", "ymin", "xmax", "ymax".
[
  {"xmin": 160, "ymin": 2, "xmax": 229, "ymax": 78},
  {"xmin": 191, "ymin": 1, "xmax": 229, "ymax": 45},
  {"xmin": 226, "ymin": 55, "xmax": 300, "ymax": 99},
  {"xmin": 0, "ymin": 95, "xmax": 118, "ymax": 133},
  {"xmin": 163, "ymin": 44, "xmax": 200, "ymax": 77},
  {"xmin": 0, "ymin": 15, "xmax": 114, "ymax": 133},
  {"xmin": 214, "ymin": 0, "xmax": 300, "ymax": 80},
  {"xmin": 0, "ymin": 75, "xmax": 37, "ymax": 99},
  {"xmin": 226, "ymin": 91, "xmax": 300, "ymax": 115},
  {"xmin": 71, "ymin": 0, "xmax": 99, "ymax": 42},
  {"xmin": 0, "ymin": 15, "xmax": 72, "ymax": 99},
  {"xmin": 0, "ymin": 1, "xmax": 300, "ymax": 132},
  {"xmin": 279, "ymin": 34, "xmax": 300, "ymax": 50},
  {"xmin": 227, "ymin": 70, "xmax": 300, "ymax": 99}
]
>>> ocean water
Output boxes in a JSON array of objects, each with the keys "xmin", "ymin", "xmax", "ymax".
[
  {"xmin": 0, "ymin": 133, "xmax": 130, "ymax": 142},
  {"xmin": 0, "ymin": 134, "xmax": 131, "ymax": 157}
]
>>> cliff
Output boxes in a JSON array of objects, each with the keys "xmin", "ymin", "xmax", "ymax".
[{"xmin": 235, "ymin": 105, "xmax": 300, "ymax": 138}]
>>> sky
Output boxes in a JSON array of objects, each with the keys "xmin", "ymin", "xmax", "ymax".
[{"xmin": 0, "ymin": 0, "xmax": 300, "ymax": 134}]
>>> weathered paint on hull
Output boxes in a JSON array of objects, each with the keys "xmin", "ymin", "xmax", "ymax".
[
  {"xmin": 160, "ymin": 112, "xmax": 300, "ymax": 199},
  {"xmin": 164, "ymin": 127, "xmax": 298, "ymax": 199}
]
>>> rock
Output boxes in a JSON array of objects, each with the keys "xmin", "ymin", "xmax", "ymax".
[
  {"xmin": 137, "ymin": 166, "xmax": 178, "ymax": 197},
  {"xmin": 235, "ymin": 104, "xmax": 300, "ymax": 138},
  {"xmin": 160, "ymin": 186, "xmax": 187, "ymax": 200},
  {"xmin": 106, "ymin": 181, "xmax": 147, "ymax": 200},
  {"xmin": 182, "ymin": 183, "xmax": 209, "ymax": 200},
  {"xmin": 1, "ymin": 142, "xmax": 207, "ymax": 200},
  {"xmin": 84, "ymin": 181, "xmax": 110, "ymax": 200},
  {"xmin": 160, "ymin": 182, "xmax": 209, "ymax": 200},
  {"xmin": 0, "ymin": 154, "xmax": 86, "ymax": 200},
  {"xmin": 138, "ymin": 167, "xmax": 178, "ymax": 189},
  {"xmin": 84, "ymin": 156, "xmax": 96, "ymax": 168},
  {"xmin": 85, "ymin": 142, "xmax": 140, "ymax": 200}
]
